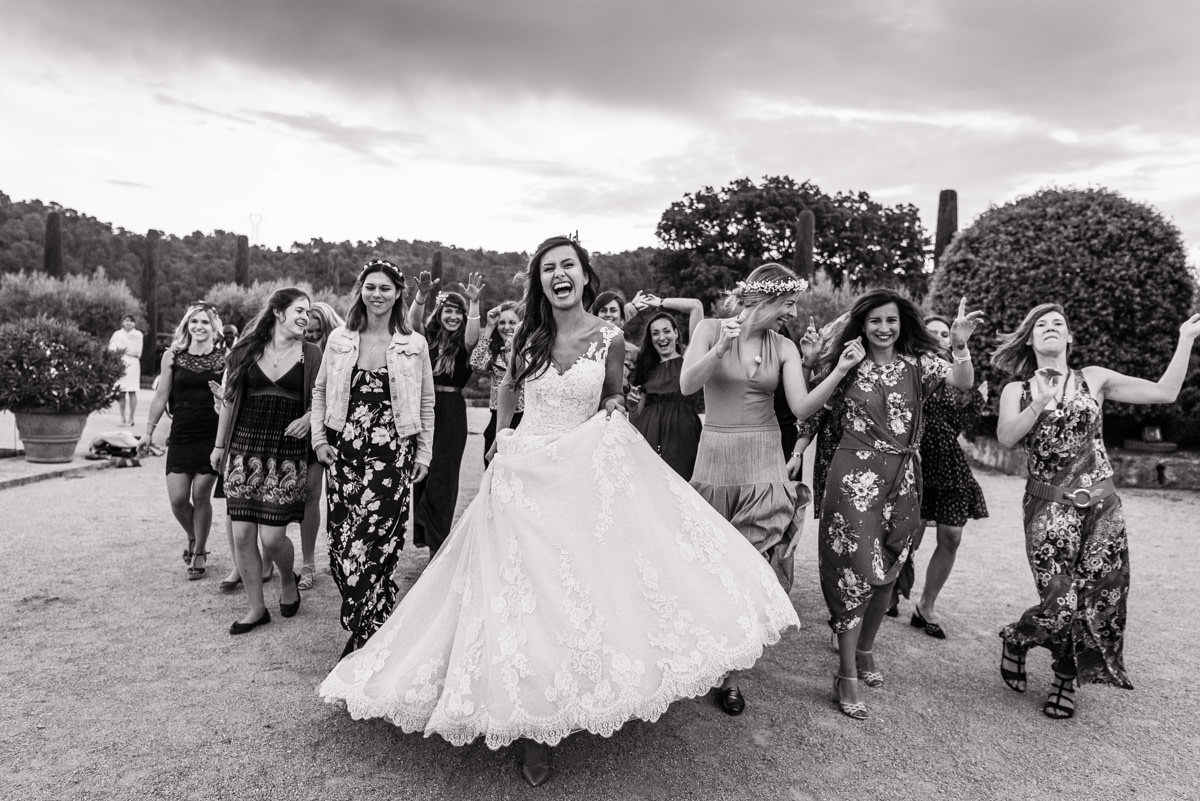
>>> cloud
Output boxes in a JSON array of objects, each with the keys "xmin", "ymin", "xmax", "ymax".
[
  {"xmin": 105, "ymin": 178, "xmax": 152, "ymax": 189},
  {"xmin": 245, "ymin": 109, "xmax": 424, "ymax": 165}
]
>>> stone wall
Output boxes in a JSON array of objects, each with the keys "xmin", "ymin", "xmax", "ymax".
[{"xmin": 961, "ymin": 436, "xmax": 1200, "ymax": 491}]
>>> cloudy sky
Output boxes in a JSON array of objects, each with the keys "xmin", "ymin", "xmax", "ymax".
[{"xmin": 3, "ymin": 0, "xmax": 1199, "ymax": 264}]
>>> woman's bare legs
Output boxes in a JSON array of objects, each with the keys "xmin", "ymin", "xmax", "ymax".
[{"xmin": 917, "ymin": 524, "xmax": 964, "ymax": 623}]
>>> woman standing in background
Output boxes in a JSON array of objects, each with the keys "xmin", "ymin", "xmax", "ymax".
[
  {"xmin": 469, "ymin": 300, "xmax": 524, "ymax": 464},
  {"xmin": 407, "ymin": 270, "xmax": 484, "ymax": 555},
  {"xmin": 109, "ymin": 314, "xmax": 144, "ymax": 426}
]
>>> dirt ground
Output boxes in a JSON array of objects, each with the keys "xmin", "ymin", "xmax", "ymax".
[{"xmin": 3, "ymin": 423, "xmax": 1199, "ymax": 801}]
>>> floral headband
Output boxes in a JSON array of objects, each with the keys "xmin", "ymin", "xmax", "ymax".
[
  {"xmin": 436, "ymin": 291, "xmax": 467, "ymax": 312},
  {"xmin": 734, "ymin": 277, "xmax": 809, "ymax": 296}
]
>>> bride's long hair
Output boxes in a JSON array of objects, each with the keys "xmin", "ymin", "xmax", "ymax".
[{"xmin": 512, "ymin": 235, "xmax": 600, "ymax": 383}]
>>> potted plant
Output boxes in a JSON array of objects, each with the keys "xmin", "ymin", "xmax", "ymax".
[{"xmin": 0, "ymin": 316, "xmax": 125, "ymax": 463}]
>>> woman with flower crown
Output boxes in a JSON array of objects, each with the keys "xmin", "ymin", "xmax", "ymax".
[
  {"xmin": 680, "ymin": 262, "xmax": 867, "ymax": 716},
  {"xmin": 319, "ymin": 236, "xmax": 802, "ymax": 787}
]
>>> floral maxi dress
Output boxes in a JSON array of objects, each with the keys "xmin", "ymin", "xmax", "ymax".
[
  {"xmin": 814, "ymin": 354, "xmax": 948, "ymax": 633},
  {"xmin": 999, "ymin": 372, "xmax": 1131, "ymax": 688},
  {"xmin": 326, "ymin": 366, "xmax": 417, "ymax": 649}
]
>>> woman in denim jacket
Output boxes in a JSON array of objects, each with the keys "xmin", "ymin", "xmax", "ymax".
[{"xmin": 311, "ymin": 260, "xmax": 435, "ymax": 657}]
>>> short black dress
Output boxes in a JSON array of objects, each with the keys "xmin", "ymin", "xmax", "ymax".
[
  {"xmin": 165, "ymin": 349, "xmax": 224, "ymax": 476},
  {"xmin": 412, "ymin": 344, "xmax": 470, "ymax": 554},
  {"xmin": 634, "ymin": 358, "xmax": 702, "ymax": 480},
  {"xmin": 224, "ymin": 360, "xmax": 310, "ymax": 525},
  {"xmin": 919, "ymin": 382, "xmax": 988, "ymax": 527}
]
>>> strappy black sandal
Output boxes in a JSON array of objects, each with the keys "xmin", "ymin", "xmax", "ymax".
[
  {"xmin": 186, "ymin": 551, "xmax": 208, "ymax": 580},
  {"xmin": 1001, "ymin": 643, "xmax": 1027, "ymax": 693},
  {"xmin": 1043, "ymin": 673, "xmax": 1076, "ymax": 719}
]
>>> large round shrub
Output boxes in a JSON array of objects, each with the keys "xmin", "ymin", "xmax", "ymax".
[
  {"xmin": 929, "ymin": 187, "xmax": 1196, "ymax": 443},
  {"xmin": 0, "ymin": 316, "xmax": 125, "ymax": 413}
]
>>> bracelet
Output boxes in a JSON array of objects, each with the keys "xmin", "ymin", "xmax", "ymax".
[
  {"xmin": 952, "ymin": 350, "xmax": 972, "ymax": 363},
  {"xmin": 212, "ymin": 445, "xmax": 225, "ymax": 451},
  {"xmin": 414, "ymin": 294, "xmax": 427, "ymax": 304},
  {"xmin": 466, "ymin": 314, "xmax": 480, "ymax": 321}
]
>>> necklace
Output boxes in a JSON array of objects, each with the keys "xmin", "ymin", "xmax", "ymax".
[{"xmin": 267, "ymin": 340, "xmax": 299, "ymax": 368}]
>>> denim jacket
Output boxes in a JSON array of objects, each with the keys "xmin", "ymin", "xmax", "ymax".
[{"xmin": 310, "ymin": 326, "xmax": 435, "ymax": 466}]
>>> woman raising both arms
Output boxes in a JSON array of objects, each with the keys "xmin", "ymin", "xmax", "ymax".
[{"xmin": 995, "ymin": 304, "xmax": 1200, "ymax": 719}]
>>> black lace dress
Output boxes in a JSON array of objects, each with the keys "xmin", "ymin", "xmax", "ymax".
[{"xmin": 165, "ymin": 349, "xmax": 224, "ymax": 475}]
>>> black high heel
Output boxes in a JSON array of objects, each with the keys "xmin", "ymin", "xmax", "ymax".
[
  {"xmin": 1043, "ymin": 673, "xmax": 1076, "ymax": 719},
  {"xmin": 280, "ymin": 573, "xmax": 302, "ymax": 618},
  {"xmin": 911, "ymin": 604, "xmax": 946, "ymax": 639},
  {"xmin": 1000, "ymin": 643, "xmax": 1027, "ymax": 693},
  {"xmin": 716, "ymin": 685, "xmax": 745, "ymax": 715},
  {"xmin": 516, "ymin": 741, "xmax": 552, "ymax": 787},
  {"xmin": 230, "ymin": 609, "xmax": 271, "ymax": 635},
  {"xmin": 186, "ymin": 551, "xmax": 208, "ymax": 581}
]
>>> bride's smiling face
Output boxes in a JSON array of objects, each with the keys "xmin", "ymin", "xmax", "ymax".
[{"xmin": 539, "ymin": 245, "xmax": 587, "ymax": 310}]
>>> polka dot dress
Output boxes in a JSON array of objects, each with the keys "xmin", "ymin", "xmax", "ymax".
[{"xmin": 919, "ymin": 383, "xmax": 988, "ymax": 526}]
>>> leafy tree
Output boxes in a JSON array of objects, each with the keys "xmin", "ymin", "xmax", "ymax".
[
  {"xmin": 653, "ymin": 176, "xmax": 929, "ymax": 307},
  {"xmin": 929, "ymin": 187, "xmax": 1197, "ymax": 444}
]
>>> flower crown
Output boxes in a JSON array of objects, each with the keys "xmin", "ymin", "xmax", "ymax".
[{"xmin": 735, "ymin": 277, "xmax": 809, "ymax": 296}]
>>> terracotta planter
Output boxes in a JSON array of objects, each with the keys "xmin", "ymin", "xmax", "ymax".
[{"xmin": 13, "ymin": 409, "xmax": 89, "ymax": 463}]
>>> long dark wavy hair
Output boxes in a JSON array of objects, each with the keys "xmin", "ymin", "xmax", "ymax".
[
  {"xmin": 345, "ymin": 259, "xmax": 410, "ymax": 336},
  {"xmin": 630, "ymin": 311, "xmax": 682, "ymax": 387},
  {"xmin": 512, "ymin": 236, "xmax": 600, "ymax": 383},
  {"xmin": 426, "ymin": 291, "xmax": 468, "ymax": 376},
  {"xmin": 991, "ymin": 302, "xmax": 1070, "ymax": 378},
  {"xmin": 224, "ymin": 287, "xmax": 309, "ymax": 400},
  {"xmin": 821, "ymin": 288, "xmax": 939, "ymax": 377}
]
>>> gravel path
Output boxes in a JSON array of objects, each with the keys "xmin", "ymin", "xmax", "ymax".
[{"xmin": 3, "ymin": 434, "xmax": 1198, "ymax": 800}]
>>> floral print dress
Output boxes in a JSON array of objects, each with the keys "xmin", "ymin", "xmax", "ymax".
[
  {"xmin": 814, "ymin": 354, "xmax": 948, "ymax": 633},
  {"xmin": 326, "ymin": 365, "xmax": 417, "ymax": 650},
  {"xmin": 1000, "ymin": 372, "xmax": 1131, "ymax": 688}
]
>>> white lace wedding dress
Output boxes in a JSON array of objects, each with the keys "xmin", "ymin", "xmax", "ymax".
[{"xmin": 318, "ymin": 327, "xmax": 799, "ymax": 749}]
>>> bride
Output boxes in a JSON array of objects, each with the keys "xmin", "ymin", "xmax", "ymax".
[{"xmin": 319, "ymin": 235, "xmax": 800, "ymax": 786}]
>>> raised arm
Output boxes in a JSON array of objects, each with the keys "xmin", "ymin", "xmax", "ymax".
[
  {"xmin": 1084, "ymin": 314, "xmax": 1200, "ymax": 404},
  {"xmin": 459, "ymin": 272, "xmax": 484, "ymax": 350},
  {"xmin": 407, "ymin": 270, "xmax": 439, "ymax": 335},
  {"xmin": 997, "ymin": 377, "xmax": 1052, "ymax": 449},
  {"xmin": 946, "ymin": 296, "xmax": 984, "ymax": 390},
  {"xmin": 651, "ymin": 295, "xmax": 705, "ymax": 338},
  {"xmin": 782, "ymin": 336, "xmax": 865, "ymax": 421},
  {"xmin": 680, "ymin": 318, "xmax": 727, "ymax": 395}
]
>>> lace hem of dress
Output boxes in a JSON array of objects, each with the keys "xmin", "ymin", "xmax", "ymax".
[{"xmin": 317, "ymin": 616, "xmax": 791, "ymax": 750}]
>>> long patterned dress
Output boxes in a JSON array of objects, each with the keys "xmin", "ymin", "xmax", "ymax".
[
  {"xmin": 812, "ymin": 354, "xmax": 948, "ymax": 633},
  {"xmin": 1000, "ymin": 372, "xmax": 1131, "ymax": 688},
  {"xmin": 319, "ymin": 326, "xmax": 798, "ymax": 749},
  {"xmin": 326, "ymin": 365, "xmax": 417, "ymax": 650}
]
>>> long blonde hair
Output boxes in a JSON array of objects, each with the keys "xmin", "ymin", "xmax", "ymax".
[
  {"xmin": 991, "ymin": 303, "xmax": 1070, "ymax": 378},
  {"xmin": 170, "ymin": 304, "xmax": 223, "ymax": 352}
]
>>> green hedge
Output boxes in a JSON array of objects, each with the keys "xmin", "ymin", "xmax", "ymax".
[
  {"xmin": 0, "ymin": 270, "xmax": 143, "ymax": 337},
  {"xmin": 929, "ymin": 187, "xmax": 1197, "ymax": 445}
]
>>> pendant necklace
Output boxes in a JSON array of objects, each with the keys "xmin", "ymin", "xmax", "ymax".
[{"xmin": 268, "ymin": 341, "xmax": 298, "ymax": 368}]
